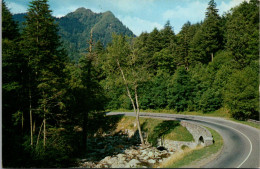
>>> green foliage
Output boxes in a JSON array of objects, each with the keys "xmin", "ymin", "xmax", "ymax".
[
  {"xmin": 13, "ymin": 8, "xmax": 135, "ymax": 62},
  {"xmin": 3, "ymin": 0, "xmax": 259, "ymax": 167},
  {"xmin": 165, "ymin": 127, "xmax": 223, "ymax": 168},
  {"xmin": 141, "ymin": 72, "xmax": 170, "ymax": 109},
  {"xmin": 20, "ymin": 0, "xmax": 69, "ymax": 128},
  {"xmin": 167, "ymin": 67, "xmax": 191, "ymax": 111},
  {"xmin": 2, "ymin": 1, "xmax": 19, "ymax": 40},
  {"xmin": 190, "ymin": 0, "xmax": 222, "ymax": 64},
  {"xmin": 153, "ymin": 48, "xmax": 176, "ymax": 74},
  {"xmin": 19, "ymin": 129, "xmax": 75, "ymax": 168},
  {"xmin": 199, "ymin": 88, "xmax": 222, "ymax": 113},
  {"xmin": 224, "ymin": 63, "xmax": 259, "ymax": 120},
  {"xmin": 57, "ymin": 8, "xmax": 134, "ymax": 61},
  {"xmin": 148, "ymin": 121, "xmax": 180, "ymax": 146},
  {"xmin": 175, "ymin": 21, "xmax": 200, "ymax": 69},
  {"xmin": 225, "ymin": 0, "xmax": 259, "ymax": 68}
]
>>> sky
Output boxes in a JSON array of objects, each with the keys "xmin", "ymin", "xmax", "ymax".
[{"xmin": 5, "ymin": 0, "xmax": 248, "ymax": 36}]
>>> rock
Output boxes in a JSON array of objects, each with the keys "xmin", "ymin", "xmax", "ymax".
[
  {"xmin": 141, "ymin": 150, "xmax": 148, "ymax": 156},
  {"xmin": 111, "ymin": 163, "xmax": 126, "ymax": 168},
  {"xmin": 82, "ymin": 161, "xmax": 95, "ymax": 168},
  {"xmin": 117, "ymin": 153, "xmax": 125, "ymax": 158},
  {"xmin": 106, "ymin": 157, "xmax": 118, "ymax": 165},
  {"xmin": 117, "ymin": 154, "xmax": 126, "ymax": 163},
  {"xmin": 80, "ymin": 159, "xmax": 87, "ymax": 162},
  {"xmin": 143, "ymin": 156, "xmax": 149, "ymax": 160},
  {"xmin": 148, "ymin": 151, "xmax": 154, "ymax": 157},
  {"xmin": 101, "ymin": 156, "xmax": 111, "ymax": 163},
  {"xmin": 148, "ymin": 159, "xmax": 156, "ymax": 164},
  {"xmin": 154, "ymin": 151, "xmax": 160, "ymax": 157},
  {"xmin": 127, "ymin": 159, "xmax": 140, "ymax": 167},
  {"xmin": 96, "ymin": 163, "xmax": 104, "ymax": 168}
]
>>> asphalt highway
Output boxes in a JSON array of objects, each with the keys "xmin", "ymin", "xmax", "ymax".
[{"xmin": 106, "ymin": 112, "xmax": 260, "ymax": 168}]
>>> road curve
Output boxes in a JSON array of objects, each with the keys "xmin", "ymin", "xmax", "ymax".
[{"xmin": 106, "ymin": 112, "xmax": 260, "ymax": 168}]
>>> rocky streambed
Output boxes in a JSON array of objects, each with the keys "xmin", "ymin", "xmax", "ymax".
[
  {"xmin": 76, "ymin": 131, "xmax": 176, "ymax": 168},
  {"xmin": 75, "ymin": 118, "xmax": 214, "ymax": 168},
  {"xmin": 78, "ymin": 144, "xmax": 173, "ymax": 168}
]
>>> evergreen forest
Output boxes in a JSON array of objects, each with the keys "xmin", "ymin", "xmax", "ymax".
[{"xmin": 2, "ymin": 0, "xmax": 259, "ymax": 167}]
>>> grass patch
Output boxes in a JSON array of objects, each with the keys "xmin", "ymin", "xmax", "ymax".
[
  {"xmin": 164, "ymin": 125, "xmax": 193, "ymax": 141},
  {"xmin": 160, "ymin": 127, "xmax": 223, "ymax": 168},
  {"xmin": 112, "ymin": 116, "xmax": 193, "ymax": 145}
]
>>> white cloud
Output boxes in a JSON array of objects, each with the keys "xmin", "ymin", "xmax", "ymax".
[
  {"xmin": 118, "ymin": 15, "xmax": 163, "ymax": 36},
  {"xmin": 218, "ymin": 0, "xmax": 249, "ymax": 15},
  {"xmin": 162, "ymin": 1, "xmax": 207, "ymax": 22},
  {"xmin": 108, "ymin": 0, "xmax": 154, "ymax": 12},
  {"xmin": 6, "ymin": 2, "xmax": 28, "ymax": 14}
]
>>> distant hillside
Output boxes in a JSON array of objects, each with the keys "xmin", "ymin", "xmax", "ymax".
[{"xmin": 13, "ymin": 8, "xmax": 135, "ymax": 61}]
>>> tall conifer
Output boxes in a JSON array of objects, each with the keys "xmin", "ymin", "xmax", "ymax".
[
  {"xmin": 21, "ymin": 0, "xmax": 67, "ymax": 147},
  {"xmin": 190, "ymin": 0, "xmax": 221, "ymax": 64}
]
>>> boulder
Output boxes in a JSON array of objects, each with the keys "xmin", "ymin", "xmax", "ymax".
[
  {"xmin": 148, "ymin": 152, "xmax": 154, "ymax": 158},
  {"xmin": 148, "ymin": 159, "xmax": 156, "ymax": 164},
  {"xmin": 143, "ymin": 156, "xmax": 149, "ymax": 160},
  {"xmin": 106, "ymin": 157, "xmax": 118, "ymax": 165},
  {"xmin": 117, "ymin": 154, "xmax": 126, "ymax": 163},
  {"xmin": 127, "ymin": 159, "xmax": 140, "ymax": 167},
  {"xmin": 111, "ymin": 163, "xmax": 125, "ymax": 168},
  {"xmin": 100, "ymin": 156, "xmax": 111, "ymax": 163}
]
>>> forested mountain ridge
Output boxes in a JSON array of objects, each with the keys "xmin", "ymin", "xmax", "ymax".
[
  {"xmin": 13, "ymin": 7, "xmax": 135, "ymax": 61},
  {"xmin": 3, "ymin": 0, "xmax": 259, "ymax": 168}
]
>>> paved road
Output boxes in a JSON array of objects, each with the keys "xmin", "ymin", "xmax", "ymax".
[{"xmin": 106, "ymin": 112, "xmax": 260, "ymax": 168}]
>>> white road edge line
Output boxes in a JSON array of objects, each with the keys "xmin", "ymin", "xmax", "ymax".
[
  {"xmin": 152, "ymin": 113, "xmax": 253, "ymax": 168},
  {"xmin": 140, "ymin": 113, "xmax": 253, "ymax": 168},
  {"xmin": 200, "ymin": 120, "xmax": 253, "ymax": 168},
  {"xmin": 108, "ymin": 112, "xmax": 253, "ymax": 168}
]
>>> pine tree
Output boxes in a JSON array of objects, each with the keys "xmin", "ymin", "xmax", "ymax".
[
  {"xmin": 2, "ymin": 1, "xmax": 19, "ymax": 40},
  {"xmin": 175, "ymin": 21, "xmax": 200, "ymax": 69},
  {"xmin": 21, "ymin": 0, "xmax": 68, "ymax": 147},
  {"xmin": 224, "ymin": 63, "xmax": 259, "ymax": 120},
  {"xmin": 167, "ymin": 67, "xmax": 191, "ymax": 111},
  {"xmin": 2, "ymin": 1, "xmax": 22, "ymax": 119},
  {"xmin": 225, "ymin": 0, "xmax": 259, "ymax": 67},
  {"xmin": 160, "ymin": 20, "xmax": 175, "ymax": 48},
  {"xmin": 204, "ymin": 0, "xmax": 222, "ymax": 61},
  {"xmin": 2, "ymin": 1, "xmax": 26, "ymax": 166},
  {"xmin": 190, "ymin": 0, "xmax": 221, "ymax": 64}
]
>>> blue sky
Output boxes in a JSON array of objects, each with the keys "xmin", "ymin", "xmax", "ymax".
[{"xmin": 5, "ymin": 0, "xmax": 247, "ymax": 35}]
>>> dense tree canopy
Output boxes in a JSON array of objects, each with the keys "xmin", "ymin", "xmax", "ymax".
[{"xmin": 2, "ymin": 0, "xmax": 259, "ymax": 167}]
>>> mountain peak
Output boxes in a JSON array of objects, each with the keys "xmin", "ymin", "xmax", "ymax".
[
  {"xmin": 74, "ymin": 7, "xmax": 93, "ymax": 14},
  {"xmin": 13, "ymin": 8, "xmax": 135, "ymax": 61},
  {"xmin": 103, "ymin": 11, "xmax": 113, "ymax": 15}
]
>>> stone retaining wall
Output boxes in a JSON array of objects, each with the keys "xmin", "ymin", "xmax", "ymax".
[
  {"xmin": 180, "ymin": 121, "xmax": 213, "ymax": 146},
  {"xmin": 157, "ymin": 120, "xmax": 213, "ymax": 150},
  {"xmin": 157, "ymin": 139, "xmax": 197, "ymax": 151}
]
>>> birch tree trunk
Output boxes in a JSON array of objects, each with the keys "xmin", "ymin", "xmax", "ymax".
[
  {"xmin": 116, "ymin": 59, "xmax": 145, "ymax": 145},
  {"xmin": 43, "ymin": 105, "xmax": 46, "ymax": 147},
  {"xmin": 36, "ymin": 120, "xmax": 44, "ymax": 145},
  {"xmin": 135, "ymin": 85, "xmax": 145, "ymax": 145},
  {"xmin": 29, "ymin": 79, "xmax": 33, "ymax": 146}
]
